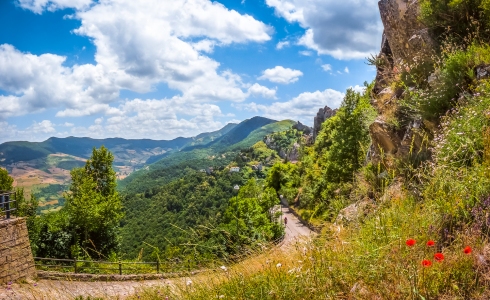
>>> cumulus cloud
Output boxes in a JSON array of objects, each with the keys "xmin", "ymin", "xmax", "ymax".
[
  {"xmin": 258, "ymin": 66, "xmax": 303, "ymax": 84},
  {"xmin": 0, "ymin": 120, "xmax": 57, "ymax": 143},
  {"xmin": 321, "ymin": 64, "xmax": 332, "ymax": 72},
  {"xmin": 0, "ymin": 44, "xmax": 120, "ymax": 119},
  {"xmin": 276, "ymin": 41, "xmax": 290, "ymax": 50},
  {"xmin": 247, "ymin": 83, "xmax": 277, "ymax": 99},
  {"xmin": 70, "ymin": 97, "xmax": 226, "ymax": 140},
  {"xmin": 350, "ymin": 84, "xmax": 366, "ymax": 94},
  {"xmin": 28, "ymin": 120, "xmax": 56, "ymax": 134},
  {"xmin": 266, "ymin": 0, "xmax": 382, "ymax": 59},
  {"xmin": 237, "ymin": 88, "xmax": 344, "ymax": 124},
  {"xmin": 17, "ymin": 0, "xmax": 93, "ymax": 14},
  {"xmin": 0, "ymin": 0, "xmax": 273, "ymax": 123},
  {"xmin": 344, "ymin": 67, "xmax": 349, "ymax": 73}
]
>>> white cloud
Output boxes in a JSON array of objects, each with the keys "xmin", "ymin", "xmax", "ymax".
[
  {"xmin": 258, "ymin": 66, "xmax": 303, "ymax": 84},
  {"xmin": 299, "ymin": 50, "xmax": 313, "ymax": 56},
  {"xmin": 0, "ymin": 120, "xmax": 57, "ymax": 143},
  {"xmin": 17, "ymin": 0, "xmax": 93, "ymax": 14},
  {"xmin": 266, "ymin": 0, "xmax": 382, "ymax": 60},
  {"xmin": 0, "ymin": 44, "xmax": 120, "ymax": 119},
  {"xmin": 237, "ymin": 88, "xmax": 344, "ymax": 124},
  {"xmin": 350, "ymin": 85, "xmax": 366, "ymax": 94},
  {"xmin": 321, "ymin": 64, "xmax": 332, "ymax": 72},
  {"xmin": 70, "ymin": 97, "xmax": 225, "ymax": 140},
  {"xmin": 276, "ymin": 41, "xmax": 290, "ymax": 50},
  {"xmin": 247, "ymin": 83, "xmax": 277, "ymax": 99},
  {"xmin": 344, "ymin": 67, "xmax": 349, "ymax": 73},
  {"xmin": 0, "ymin": 0, "xmax": 273, "ymax": 121},
  {"xmin": 28, "ymin": 120, "xmax": 56, "ymax": 134}
]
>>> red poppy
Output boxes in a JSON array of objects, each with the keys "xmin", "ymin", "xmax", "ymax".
[
  {"xmin": 434, "ymin": 252, "xmax": 444, "ymax": 262},
  {"xmin": 463, "ymin": 246, "xmax": 472, "ymax": 254},
  {"xmin": 406, "ymin": 239, "xmax": 416, "ymax": 247},
  {"xmin": 422, "ymin": 259, "xmax": 432, "ymax": 267},
  {"xmin": 426, "ymin": 240, "xmax": 435, "ymax": 247}
]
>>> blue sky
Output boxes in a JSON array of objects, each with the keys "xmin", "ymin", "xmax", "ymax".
[{"xmin": 0, "ymin": 0, "xmax": 382, "ymax": 142}]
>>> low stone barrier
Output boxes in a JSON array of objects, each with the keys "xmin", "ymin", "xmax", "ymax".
[{"xmin": 0, "ymin": 218, "xmax": 36, "ymax": 284}]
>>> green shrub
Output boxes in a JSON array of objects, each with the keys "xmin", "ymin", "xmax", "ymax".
[
  {"xmin": 420, "ymin": 0, "xmax": 490, "ymax": 44},
  {"xmin": 406, "ymin": 44, "xmax": 490, "ymax": 119}
]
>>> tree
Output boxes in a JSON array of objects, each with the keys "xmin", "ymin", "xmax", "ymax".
[
  {"xmin": 0, "ymin": 167, "xmax": 13, "ymax": 191},
  {"xmin": 64, "ymin": 146, "xmax": 123, "ymax": 257},
  {"xmin": 14, "ymin": 188, "xmax": 40, "ymax": 252},
  {"xmin": 315, "ymin": 88, "xmax": 375, "ymax": 199}
]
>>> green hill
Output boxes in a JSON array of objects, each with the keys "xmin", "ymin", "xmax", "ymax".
[{"xmin": 119, "ymin": 117, "xmax": 287, "ymax": 194}]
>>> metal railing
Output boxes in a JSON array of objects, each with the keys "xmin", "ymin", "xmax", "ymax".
[
  {"xmin": 34, "ymin": 234, "xmax": 286, "ymax": 276},
  {"xmin": 34, "ymin": 257, "xmax": 162, "ymax": 275},
  {"xmin": 0, "ymin": 191, "xmax": 16, "ymax": 220}
]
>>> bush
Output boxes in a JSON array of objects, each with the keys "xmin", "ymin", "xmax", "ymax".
[
  {"xmin": 420, "ymin": 0, "xmax": 490, "ymax": 45},
  {"xmin": 406, "ymin": 44, "xmax": 490, "ymax": 119}
]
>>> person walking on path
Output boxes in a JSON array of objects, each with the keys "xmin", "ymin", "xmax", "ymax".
[{"xmin": 284, "ymin": 216, "xmax": 288, "ymax": 226}]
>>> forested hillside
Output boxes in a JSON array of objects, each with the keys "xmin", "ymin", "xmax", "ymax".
[
  {"xmin": 137, "ymin": 0, "xmax": 490, "ymax": 298},
  {"xmin": 120, "ymin": 117, "xmax": 295, "ymax": 194},
  {"xmin": 1, "ymin": 115, "xmax": 303, "ymax": 265}
]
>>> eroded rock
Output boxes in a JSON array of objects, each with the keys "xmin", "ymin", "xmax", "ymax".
[
  {"xmin": 369, "ymin": 118, "xmax": 401, "ymax": 155},
  {"xmin": 378, "ymin": 0, "xmax": 435, "ymax": 65},
  {"xmin": 313, "ymin": 106, "xmax": 337, "ymax": 141},
  {"xmin": 476, "ymin": 64, "xmax": 490, "ymax": 80}
]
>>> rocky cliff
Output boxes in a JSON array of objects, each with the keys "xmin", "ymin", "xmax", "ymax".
[
  {"xmin": 369, "ymin": 0, "xmax": 436, "ymax": 160},
  {"xmin": 313, "ymin": 106, "xmax": 337, "ymax": 141}
]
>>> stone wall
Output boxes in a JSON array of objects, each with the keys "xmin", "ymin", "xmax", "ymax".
[{"xmin": 0, "ymin": 218, "xmax": 36, "ymax": 284}]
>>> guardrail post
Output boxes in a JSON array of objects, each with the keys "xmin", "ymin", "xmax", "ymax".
[
  {"xmin": 119, "ymin": 261, "xmax": 122, "ymax": 275},
  {"xmin": 74, "ymin": 258, "xmax": 78, "ymax": 273},
  {"xmin": 156, "ymin": 260, "xmax": 160, "ymax": 274},
  {"xmin": 5, "ymin": 194, "xmax": 10, "ymax": 219}
]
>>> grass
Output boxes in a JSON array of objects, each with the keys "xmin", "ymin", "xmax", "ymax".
[{"xmin": 127, "ymin": 190, "xmax": 487, "ymax": 299}]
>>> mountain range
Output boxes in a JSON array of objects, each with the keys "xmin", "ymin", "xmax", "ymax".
[{"xmin": 0, "ymin": 116, "xmax": 295, "ymax": 212}]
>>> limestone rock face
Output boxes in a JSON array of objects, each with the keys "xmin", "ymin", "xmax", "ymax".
[
  {"xmin": 292, "ymin": 121, "xmax": 312, "ymax": 135},
  {"xmin": 313, "ymin": 106, "xmax": 337, "ymax": 141},
  {"xmin": 369, "ymin": 118, "xmax": 401, "ymax": 155},
  {"xmin": 369, "ymin": 117, "xmax": 427, "ymax": 159},
  {"xmin": 378, "ymin": 0, "xmax": 435, "ymax": 65},
  {"xmin": 373, "ymin": 31, "xmax": 395, "ymax": 94},
  {"xmin": 287, "ymin": 142, "xmax": 300, "ymax": 162}
]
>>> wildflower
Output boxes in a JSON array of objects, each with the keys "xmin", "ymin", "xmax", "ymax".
[
  {"xmin": 220, "ymin": 265, "xmax": 228, "ymax": 272},
  {"xmin": 186, "ymin": 280, "xmax": 192, "ymax": 286},
  {"xmin": 464, "ymin": 246, "xmax": 472, "ymax": 254},
  {"xmin": 422, "ymin": 259, "xmax": 432, "ymax": 267},
  {"xmin": 406, "ymin": 239, "xmax": 416, "ymax": 247},
  {"xmin": 276, "ymin": 263, "xmax": 282, "ymax": 268},
  {"xmin": 426, "ymin": 240, "xmax": 435, "ymax": 247},
  {"xmin": 434, "ymin": 253, "xmax": 444, "ymax": 262}
]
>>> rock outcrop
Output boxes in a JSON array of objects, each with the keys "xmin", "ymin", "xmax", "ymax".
[
  {"xmin": 378, "ymin": 0, "xmax": 435, "ymax": 65},
  {"xmin": 369, "ymin": 0, "xmax": 436, "ymax": 159},
  {"xmin": 292, "ymin": 121, "xmax": 312, "ymax": 135},
  {"xmin": 313, "ymin": 106, "xmax": 337, "ymax": 141}
]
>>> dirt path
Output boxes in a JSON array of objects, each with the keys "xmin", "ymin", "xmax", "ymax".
[{"xmin": 0, "ymin": 207, "xmax": 315, "ymax": 300}]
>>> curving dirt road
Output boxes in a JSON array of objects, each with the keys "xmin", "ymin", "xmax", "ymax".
[{"xmin": 0, "ymin": 206, "xmax": 315, "ymax": 300}]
